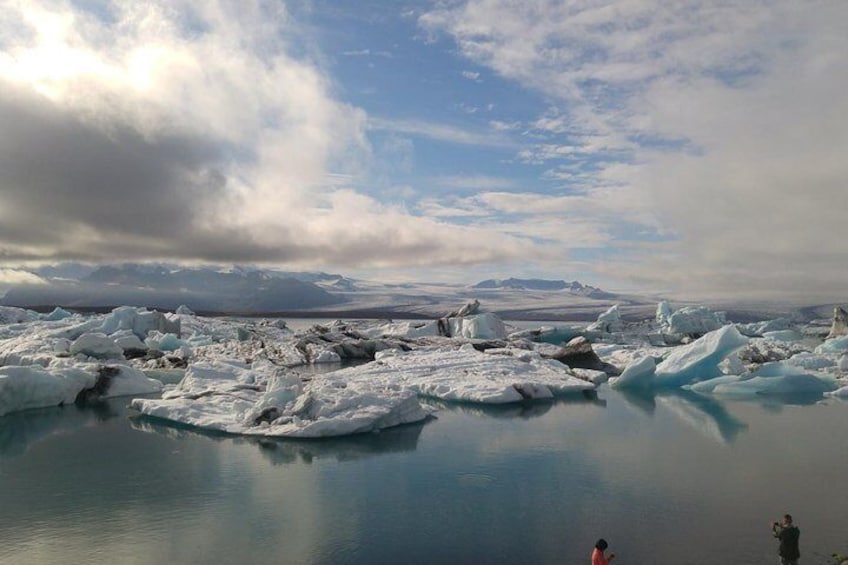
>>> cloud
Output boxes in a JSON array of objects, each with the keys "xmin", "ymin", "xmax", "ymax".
[
  {"xmin": 420, "ymin": 0, "xmax": 848, "ymax": 298},
  {"xmin": 368, "ymin": 117, "xmax": 513, "ymax": 147},
  {"xmin": 0, "ymin": 269, "xmax": 47, "ymax": 286},
  {"xmin": 433, "ymin": 175, "xmax": 517, "ymax": 191},
  {"xmin": 0, "ymin": 0, "xmax": 539, "ymax": 271}
]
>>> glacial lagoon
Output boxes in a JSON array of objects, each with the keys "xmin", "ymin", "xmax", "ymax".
[{"xmin": 2, "ymin": 388, "xmax": 847, "ymax": 565}]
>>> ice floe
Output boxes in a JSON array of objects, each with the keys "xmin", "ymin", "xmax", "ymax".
[{"xmin": 2, "ymin": 299, "xmax": 848, "ymax": 439}]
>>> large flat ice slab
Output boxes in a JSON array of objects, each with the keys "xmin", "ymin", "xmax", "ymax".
[
  {"xmin": 335, "ymin": 345, "xmax": 595, "ymax": 403},
  {"xmin": 130, "ymin": 359, "xmax": 430, "ymax": 438}
]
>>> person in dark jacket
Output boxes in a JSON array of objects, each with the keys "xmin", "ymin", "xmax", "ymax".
[{"xmin": 772, "ymin": 514, "xmax": 801, "ymax": 564}]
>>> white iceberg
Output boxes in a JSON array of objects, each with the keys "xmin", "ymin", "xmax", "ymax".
[
  {"xmin": 588, "ymin": 304, "xmax": 623, "ymax": 333},
  {"xmin": 786, "ymin": 352, "xmax": 835, "ymax": 370},
  {"xmin": 130, "ymin": 359, "xmax": 429, "ymax": 438},
  {"xmin": 69, "ymin": 333, "xmax": 124, "ymax": 360},
  {"xmin": 709, "ymin": 374, "xmax": 836, "ymax": 396},
  {"xmin": 815, "ymin": 336, "xmax": 848, "ymax": 355},
  {"xmin": 0, "ymin": 365, "xmax": 94, "ymax": 416},
  {"xmin": 331, "ymin": 345, "xmax": 595, "ymax": 404},
  {"xmin": 736, "ymin": 318, "xmax": 792, "ymax": 337},
  {"xmin": 610, "ymin": 356, "xmax": 657, "ymax": 389},
  {"xmin": 609, "ymin": 329, "xmax": 749, "ymax": 390},
  {"xmin": 662, "ymin": 305, "xmax": 725, "ymax": 337},
  {"xmin": 0, "ymin": 362, "xmax": 161, "ymax": 416}
]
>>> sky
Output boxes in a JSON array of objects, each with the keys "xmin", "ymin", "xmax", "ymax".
[{"xmin": 0, "ymin": 0, "xmax": 846, "ymax": 300}]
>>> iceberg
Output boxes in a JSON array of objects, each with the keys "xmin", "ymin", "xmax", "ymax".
[
  {"xmin": 587, "ymin": 304, "xmax": 623, "ymax": 333},
  {"xmin": 816, "ymin": 336, "xmax": 848, "ymax": 355},
  {"xmin": 709, "ymin": 374, "xmax": 836, "ymax": 397},
  {"xmin": 662, "ymin": 305, "xmax": 725, "ymax": 338},
  {"xmin": 0, "ymin": 363, "xmax": 161, "ymax": 416},
  {"xmin": 41, "ymin": 307, "xmax": 73, "ymax": 322},
  {"xmin": 69, "ymin": 333, "xmax": 124, "ymax": 360},
  {"xmin": 762, "ymin": 330, "xmax": 802, "ymax": 342},
  {"xmin": 330, "ymin": 345, "xmax": 595, "ymax": 404},
  {"xmin": 736, "ymin": 318, "xmax": 792, "ymax": 337},
  {"xmin": 653, "ymin": 325, "xmax": 749, "ymax": 388},
  {"xmin": 610, "ymin": 356, "xmax": 657, "ymax": 389},
  {"xmin": 786, "ymin": 352, "xmax": 835, "ymax": 370},
  {"xmin": 130, "ymin": 359, "xmax": 429, "ymax": 438},
  {"xmin": 827, "ymin": 306, "xmax": 848, "ymax": 338},
  {"xmin": 0, "ymin": 365, "xmax": 94, "ymax": 416},
  {"xmin": 130, "ymin": 345, "xmax": 594, "ymax": 438}
]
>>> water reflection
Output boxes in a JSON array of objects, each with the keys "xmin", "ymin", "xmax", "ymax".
[
  {"xmin": 0, "ymin": 401, "xmax": 120, "ymax": 457},
  {"xmin": 129, "ymin": 416, "xmax": 427, "ymax": 465},
  {"xmin": 613, "ymin": 387, "xmax": 834, "ymax": 444},
  {"xmin": 654, "ymin": 391, "xmax": 748, "ymax": 444},
  {"xmin": 423, "ymin": 390, "xmax": 605, "ymax": 420}
]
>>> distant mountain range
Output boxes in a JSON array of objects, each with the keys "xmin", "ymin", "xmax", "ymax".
[
  {"xmin": 1, "ymin": 264, "xmax": 618, "ymax": 315},
  {"xmin": 472, "ymin": 278, "xmax": 616, "ymax": 299},
  {"xmin": 2, "ymin": 264, "xmax": 345, "ymax": 312}
]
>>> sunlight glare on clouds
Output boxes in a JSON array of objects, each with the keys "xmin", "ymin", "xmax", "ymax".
[{"xmin": 0, "ymin": 0, "xmax": 538, "ymax": 271}]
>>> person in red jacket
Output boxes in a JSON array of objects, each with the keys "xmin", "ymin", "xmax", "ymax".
[{"xmin": 591, "ymin": 538, "xmax": 615, "ymax": 565}]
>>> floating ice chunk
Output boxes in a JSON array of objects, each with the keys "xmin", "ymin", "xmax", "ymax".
[
  {"xmin": 736, "ymin": 318, "xmax": 792, "ymax": 337},
  {"xmin": 787, "ymin": 352, "xmax": 835, "ymax": 370},
  {"xmin": 99, "ymin": 365, "xmax": 163, "ymax": 398},
  {"xmin": 710, "ymin": 373, "xmax": 837, "ymax": 396},
  {"xmin": 111, "ymin": 330, "xmax": 147, "ymax": 351},
  {"xmin": 69, "ymin": 333, "xmax": 124, "ymax": 360},
  {"xmin": 570, "ymin": 368, "xmax": 609, "ymax": 385},
  {"xmin": 685, "ymin": 375, "xmax": 745, "ymax": 394},
  {"xmin": 825, "ymin": 385, "xmax": 848, "ymax": 398},
  {"xmin": 98, "ymin": 306, "xmax": 181, "ymax": 339},
  {"xmin": 362, "ymin": 320, "xmax": 440, "ymax": 339},
  {"xmin": 145, "ymin": 331, "xmax": 185, "ymax": 352},
  {"xmin": 41, "ymin": 307, "xmax": 73, "ymax": 322},
  {"xmin": 0, "ymin": 306, "xmax": 38, "ymax": 324},
  {"xmin": 663, "ymin": 306, "xmax": 725, "ymax": 337},
  {"xmin": 750, "ymin": 361, "xmax": 808, "ymax": 378},
  {"xmin": 312, "ymin": 349, "xmax": 342, "ymax": 364},
  {"xmin": 840, "ymin": 355, "xmax": 848, "ymax": 372},
  {"xmin": 175, "ymin": 304, "xmax": 195, "ymax": 316},
  {"xmin": 610, "ymin": 356, "xmax": 656, "ymax": 389},
  {"xmin": 0, "ymin": 365, "xmax": 94, "ymax": 416},
  {"xmin": 510, "ymin": 325, "xmax": 582, "ymax": 346},
  {"xmin": 131, "ymin": 360, "xmax": 429, "ymax": 438},
  {"xmin": 656, "ymin": 301, "xmax": 672, "ymax": 326},
  {"xmin": 815, "ymin": 336, "xmax": 848, "ymax": 354},
  {"xmin": 719, "ymin": 353, "xmax": 746, "ymax": 375},
  {"xmin": 827, "ymin": 306, "xmax": 848, "ymax": 338},
  {"xmin": 588, "ymin": 304, "xmax": 623, "ymax": 333},
  {"xmin": 653, "ymin": 325, "xmax": 749, "ymax": 388},
  {"xmin": 332, "ymin": 346, "xmax": 594, "ymax": 404},
  {"xmin": 762, "ymin": 330, "xmax": 802, "ymax": 342},
  {"xmin": 445, "ymin": 312, "xmax": 507, "ymax": 339}
]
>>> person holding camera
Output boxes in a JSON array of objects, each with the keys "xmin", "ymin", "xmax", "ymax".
[
  {"xmin": 591, "ymin": 538, "xmax": 615, "ymax": 565},
  {"xmin": 772, "ymin": 514, "xmax": 801, "ymax": 565}
]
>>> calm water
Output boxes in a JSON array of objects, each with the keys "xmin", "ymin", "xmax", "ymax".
[{"xmin": 1, "ymin": 388, "xmax": 847, "ymax": 564}]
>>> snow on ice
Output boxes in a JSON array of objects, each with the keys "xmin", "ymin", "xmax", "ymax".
[{"xmin": 1, "ymin": 298, "xmax": 848, "ymax": 437}]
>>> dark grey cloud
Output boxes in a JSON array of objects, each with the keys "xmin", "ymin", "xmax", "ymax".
[{"xmin": 0, "ymin": 81, "xmax": 230, "ymax": 247}]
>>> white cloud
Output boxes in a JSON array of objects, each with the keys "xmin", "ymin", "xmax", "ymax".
[
  {"xmin": 433, "ymin": 175, "xmax": 517, "ymax": 191},
  {"xmin": 420, "ymin": 0, "xmax": 848, "ymax": 298},
  {"xmin": 368, "ymin": 116, "xmax": 513, "ymax": 147},
  {"xmin": 0, "ymin": 269, "xmax": 47, "ymax": 286},
  {"xmin": 0, "ymin": 0, "xmax": 540, "ymax": 271}
]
